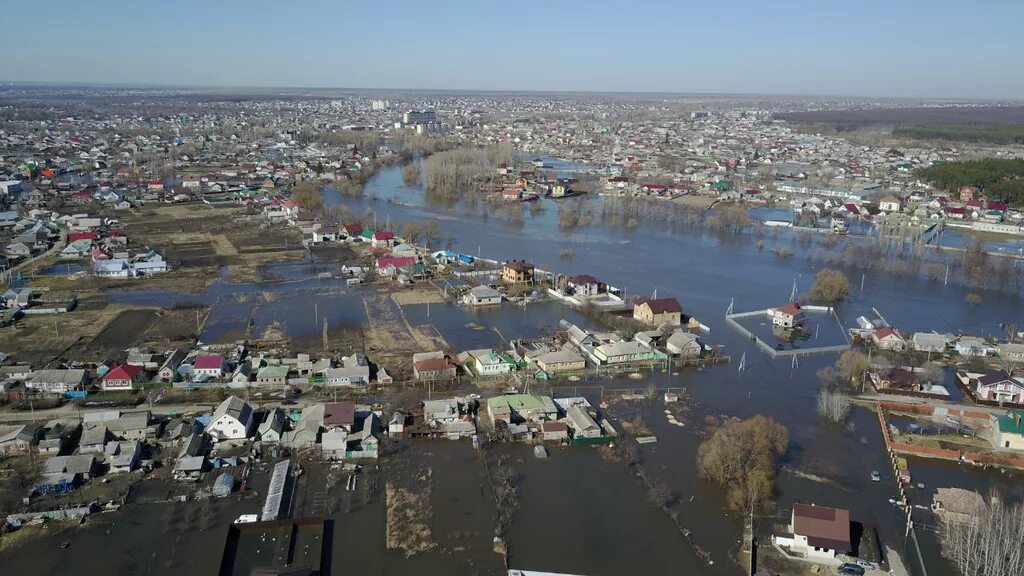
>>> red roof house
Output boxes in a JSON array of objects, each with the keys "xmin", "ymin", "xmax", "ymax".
[{"xmin": 102, "ymin": 364, "xmax": 143, "ymax": 390}]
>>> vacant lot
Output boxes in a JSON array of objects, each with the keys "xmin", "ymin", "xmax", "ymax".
[
  {"xmin": 80, "ymin": 309, "xmax": 158, "ymax": 358},
  {"xmin": 121, "ymin": 204, "xmax": 306, "ymax": 276}
]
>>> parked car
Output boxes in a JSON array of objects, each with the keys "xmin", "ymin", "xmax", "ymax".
[{"xmin": 837, "ymin": 563, "xmax": 865, "ymax": 576}]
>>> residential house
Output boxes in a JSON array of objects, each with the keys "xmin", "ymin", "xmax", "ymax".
[
  {"xmin": 771, "ymin": 302, "xmax": 805, "ymax": 328},
  {"xmin": 464, "ymin": 285, "xmax": 502, "ymax": 306},
  {"xmin": 413, "ymin": 352, "xmax": 457, "ymax": 381},
  {"xmin": 501, "ymin": 260, "xmax": 535, "ymax": 284},
  {"xmin": 541, "ymin": 421, "xmax": 569, "ymax": 442},
  {"xmin": 375, "ymin": 255, "xmax": 417, "ymax": 277},
  {"xmin": 534, "ymin": 347, "xmax": 586, "ymax": 373},
  {"xmin": 975, "ymin": 373, "xmax": 1024, "ymax": 404},
  {"xmin": 324, "ymin": 354, "xmax": 370, "ymax": 386},
  {"xmin": 105, "ymin": 441, "xmax": 142, "ymax": 473},
  {"xmin": 667, "ymin": 330, "xmax": 703, "ymax": 358},
  {"xmin": 912, "ymin": 332, "xmax": 951, "ymax": 354},
  {"xmin": 157, "ymin": 349, "xmax": 187, "ymax": 382},
  {"xmin": 0, "ymin": 424, "xmax": 33, "ymax": 457},
  {"xmin": 461, "ymin": 349, "xmax": 514, "ymax": 376},
  {"xmin": 324, "ymin": 402, "xmax": 356, "ymax": 432},
  {"xmin": 313, "ymin": 225, "xmax": 338, "ymax": 243},
  {"xmin": 93, "ymin": 258, "xmax": 130, "ymax": 277},
  {"xmin": 567, "ymin": 275, "xmax": 604, "ymax": 296},
  {"xmin": 207, "ymin": 396, "xmax": 254, "ymax": 442},
  {"xmin": 256, "ymin": 365, "xmax": 289, "ymax": 387},
  {"xmin": 999, "ymin": 342, "xmax": 1024, "ymax": 363},
  {"xmin": 106, "ymin": 411, "xmax": 155, "ymax": 441},
  {"xmin": 872, "ymin": 327, "xmax": 906, "ymax": 351},
  {"xmin": 27, "ymin": 369, "xmax": 88, "ymax": 395},
  {"xmin": 956, "ymin": 336, "xmax": 994, "ymax": 357},
  {"xmin": 633, "ymin": 297, "xmax": 683, "ymax": 326},
  {"xmin": 774, "ymin": 503, "xmax": 852, "ymax": 561},
  {"xmin": 257, "ymin": 408, "xmax": 287, "ymax": 443},
  {"xmin": 874, "ymin": 368, "xmax": 921, "ymax": 392},
  {"xmin": 229, "ymin": 360, "xmax": 254, "ymax": 388},
  {"xmin": 593, "ymin": 341, "xmax": 660, "ymax": 365},
  {"xmin": 193, "ymin": 355, "xmax": 226, "ymax": 380},
  {"xmin": 566, "ymin": 405, "xmax": 601, "ymax": 439},
  {"xmin": 38, "ymin": 419, "xmax": 80, "ymax": 455},
  {"xmin": 371, "ymin": 231, "xmax": 395, "ymax": 248},
  {"xmin": 486, "ymin": 394, "xmax": 558, "ymax": 425},
  {"xmin": 41, "ymin": 454, "xmax": 98, "ymax": 488},
  {"xmin": 321, "ymin": 428, "xmax": 348, "ymax": 461},
  {"xmin": 101, "ymin": 364, "xmax": 144, "ymax": 391},
  {"xmin": 340, "ymin": 413, "xmax": 380, "ymax": 459},
  {"xmin": 281, "ymin": 403, "xmax": 324, "ymax": 448},
  {"xmin": 990, "ymin": 411, "xmax": 1024, "ymax": 450}
]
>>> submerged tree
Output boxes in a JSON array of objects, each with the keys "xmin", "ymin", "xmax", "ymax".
[
  {"xmin": 817, "ymin": 387, "xmax": 851, "ymax": 423},
  {"xmin": 940, "ymin": 496, "xmax": 1024, "ymax": 576},
  {"xmin": 810, "ymin": 268, "xmax": 851, "ymax": 303},
  {"xmin": 697, "ymin": 415, "xmax": 789, "ymax": 511}
]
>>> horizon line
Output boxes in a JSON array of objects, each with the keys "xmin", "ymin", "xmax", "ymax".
[{"xmin": 1, "ymin": 80, "xmax": 1022, "ymax": 104}]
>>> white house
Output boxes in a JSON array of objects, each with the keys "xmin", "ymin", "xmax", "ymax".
[
  {"xmin": 94, "ymin": 258, "xmax": 130, "ymax": 278},
  {"xmin": 207, "ymin": 396, "xmax": 254, "ymax": 442},
  {"xmin": 774, "ymin": 503, "xmax": 851, "ymax": 561},
  {"xmin": 462, "ymin": 349, "xmax": 514, "ymax": 376},
  {"xmin": 771, "ymin": 302, "xmax": 804, "ymax": 328},
  {"xmin": 872, "ymin": 327, "xmax": 906, "ymax": 351},
  {"xmin": 912, "ymin": 332, "xmax": 951, "ymax": 354},
  {"xmin": 257, "ymin": 408, "xmax": 287, "ymax": 443},
  {"xmin": 463, "ymin": 285, "xmax": 502, "ymax": 306},
  {"xmin": 666, "ymin": 330, "xmax": 702, "ymax": 358},
  {"xmin": 323, "ymin": 354, "xmax": 370, "ymax": 386},
  {"xmin": 193, "ymin": 355, "xmax": 226, "ymax": 379},
  {"xmin": 955, "ymin": 336, "xmax": 994, "ymax": 357}
]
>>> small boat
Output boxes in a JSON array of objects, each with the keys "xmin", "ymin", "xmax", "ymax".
[
  {"xmin": 61, "ymin": 541, "xmax": 70, "ymax": 549},
  {"xmin": 534, "ymin": 445, "xmax": 548, "ymax": 459},
  {"xmin": 870, "ymin": 471, "xmax": 881, "ymax": 482}
]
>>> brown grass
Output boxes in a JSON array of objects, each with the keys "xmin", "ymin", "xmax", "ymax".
[{"xmin": 385, "ymin": 472, "xmax": 434, "ymax": 557}]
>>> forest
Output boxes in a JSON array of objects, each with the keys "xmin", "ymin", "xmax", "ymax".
[
  {"xmin": 916, "ymin": 158, "xmax": 1024, "ymax": 206},
  {"xmin": 892, "ymin": 125, "xmax": 1024, "ymax": 145}
]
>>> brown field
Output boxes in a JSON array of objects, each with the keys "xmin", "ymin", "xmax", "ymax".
[{"xmin": 120, "ymin": 204, "xmax": 307, "ymax": 278}]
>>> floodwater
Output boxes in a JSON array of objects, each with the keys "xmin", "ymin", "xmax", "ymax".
[
  {"xmin": 106, "ymin": 257, "xmax": 367, "ymax": 343},
  {"xmin": 18, "ymin": 161, "xmax": 1024, "ymax": 575},
  {"xmin": 328, "ymin": 164, "xmax": 1024, "ymax": 576}
]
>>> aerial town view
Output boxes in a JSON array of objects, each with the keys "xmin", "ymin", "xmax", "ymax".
[{"xmin": 1, "ymin": 3, "xmax": 1023, "ymax": 576}]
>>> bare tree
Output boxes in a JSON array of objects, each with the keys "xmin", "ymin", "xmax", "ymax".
[
  {"xmin": 940, "ymin": 496, "xmax": 1024, "ymax": 576},
  {"xmin": 816, "ymin": 387, "xmax": 851, "ymax": 423}
]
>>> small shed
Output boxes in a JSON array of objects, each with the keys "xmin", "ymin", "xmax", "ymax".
[{"xmin": 213, "ymin": 472, "xmax": 235, "ymax": 497}]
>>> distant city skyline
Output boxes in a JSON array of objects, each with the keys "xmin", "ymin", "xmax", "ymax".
[{"xmin": 3, "ymin": 0, "xmax": 1021, "ymax": 100}]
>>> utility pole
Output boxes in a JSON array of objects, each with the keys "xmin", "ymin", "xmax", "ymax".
[{"xmin": 322, "ymin": 318, "xmax": 329, "ymax": 355}]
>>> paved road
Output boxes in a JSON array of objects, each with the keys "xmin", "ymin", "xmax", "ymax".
[{"xmin": 0, "ymin": 396, "xmax": 319, "ymax": 424}]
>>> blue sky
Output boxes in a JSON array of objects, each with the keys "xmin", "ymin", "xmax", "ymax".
[{"xmin": 2, "ymin": 0, "xmax": 1021, "ymax": 99}]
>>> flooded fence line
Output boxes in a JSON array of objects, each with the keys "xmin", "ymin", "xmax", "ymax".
[
  {"xmin": 875, "ymin": 404, "xmax": 927, "ymax": 576},
  {"xmin": 724, "ymin": 307, "xmax": 850, "ymax": 359}
]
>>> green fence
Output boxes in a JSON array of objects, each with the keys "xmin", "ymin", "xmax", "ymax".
[{"xmin": 569, "ymin": 435, "xmax": 617, "ymax": 447}]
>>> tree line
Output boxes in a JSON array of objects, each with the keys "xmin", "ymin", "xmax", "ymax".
[{"xmin": 916, "ymin": 159, "xmax": 1024, "ymax": 207}]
